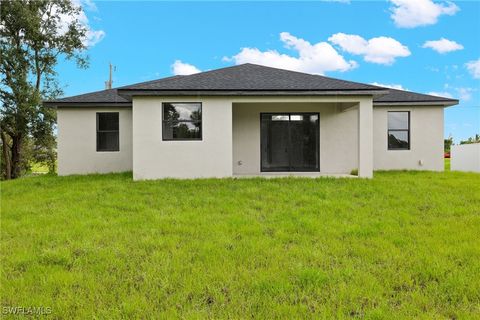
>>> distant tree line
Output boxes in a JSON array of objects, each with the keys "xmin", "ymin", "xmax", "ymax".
[{"xmin": 444, "ymin": 134, "xmax": 480, "ymax": 153}]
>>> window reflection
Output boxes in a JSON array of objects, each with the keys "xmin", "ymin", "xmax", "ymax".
[
  {"xmin": 388, "ymin": 111, "xmax": 410, "ymax": 150},
  {"xmin": 163, "ymin": 103, "xmax": 202, "ymax": 140}
]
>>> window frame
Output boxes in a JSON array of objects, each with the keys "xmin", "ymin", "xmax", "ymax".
[
  {"xmin": 162, "ymin": 102, "xmax": 202, "ymax": 141},
  {"xmin": 96, "ymin": 112, "xmax": 120, "ymax": 152},
  {"xmin": 387, "ymin": 111, "xmax": 410, "ymax": 151}
]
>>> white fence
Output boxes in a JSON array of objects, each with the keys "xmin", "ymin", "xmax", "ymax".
[{"xmin": 451, "ymin": 143, "xmax": 480, "ymax": 172}]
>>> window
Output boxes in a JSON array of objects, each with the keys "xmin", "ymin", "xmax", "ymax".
[
  {"xmin": 388, "ymin": 111, "xmax": 410, "ymax": 150},
  {"xmin": 97, "ymin": 112, "xmax": 119, "ymax": 151},
  {"xmin": 162, "ymin": 103, "xmax": 202, "ymax": 140}
]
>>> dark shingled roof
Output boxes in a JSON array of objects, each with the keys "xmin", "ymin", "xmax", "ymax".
[
  {"xmin": 120, "ymin": 63, "xmax": 381, "ymax": 91},
  {"xmin": 44, "ymin": 63, "xmax": 458, "ymax": 106},
  {"xmin": 373, "ymin": 88, "xmax": 458, "ymax": 103},
  {"xmin": 51, "ymin": 88, "xmax": 130, "ymax": 104}
]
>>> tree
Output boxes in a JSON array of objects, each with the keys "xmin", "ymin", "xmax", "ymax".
[
  {"xmin": 0, "ymin": 0, "xmax": 88, "ymax": 179},
  {"xmin": 460, "ymin": 134, "xmax": 480, "ymax": 145},
  {"xmin": 444, "ymin": 135, "xmax": 453, "ymax": 153}
]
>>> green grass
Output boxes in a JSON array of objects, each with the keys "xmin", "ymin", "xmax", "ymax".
[{"xmin": 1, "ymin": 171, "xmax": 480, "ymax": 319}]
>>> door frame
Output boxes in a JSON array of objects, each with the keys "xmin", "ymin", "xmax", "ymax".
[{"xmin": 260, "ymin": 112, "xmax": 320, "ymax": 172}]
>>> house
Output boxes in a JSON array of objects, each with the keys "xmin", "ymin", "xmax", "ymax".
[{"xmin": 44, "ymin": 63, "xmax": 458, "ymax": 179}]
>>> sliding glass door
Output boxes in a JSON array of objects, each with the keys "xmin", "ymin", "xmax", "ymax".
[{"xmin": 261, "ymin": 113, "xmax": 319, "ymax": 172}]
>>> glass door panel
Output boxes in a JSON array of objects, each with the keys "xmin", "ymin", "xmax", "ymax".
[
  {"xmin": 261, "ymin": 113, "xmax": 319, "ymax": 172},
  {"xmin": 261, "ymin": 114, "xmax": 290, "ymax": 171},
  {"xmin": 289, "ymin": 114, "xmax": 319, "ymax": 171}
]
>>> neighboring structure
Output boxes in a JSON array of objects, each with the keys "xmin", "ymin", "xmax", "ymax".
[
  {"xmin": 44, "ymin": 64, "xmax": 458, "ymax": 179},
  {"xmin": 451, "ymin": 143, "xmax": 480, "ymax": 172}
]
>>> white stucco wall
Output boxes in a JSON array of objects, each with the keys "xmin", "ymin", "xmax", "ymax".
[
  {"xmin": 57, "ymin": 107, "xmax": 133, "ymax": 175},
  {"xmin": 451, "ymin": 143, "xmax": 480, "ymax": 172},
  {"xmin": 132, "ymin": 97, "xmax": 233, "ymax": 180},
  {"xmin": 56, "ymin": 98, "xmax": 445, "ymax": 178},
  {"xmin": 373, "ymin": 106, "xmax": 444, "ymax": 171},
  {"xmin": 232, "ymin": 102, "xmax": 359, "ymax": 175}
]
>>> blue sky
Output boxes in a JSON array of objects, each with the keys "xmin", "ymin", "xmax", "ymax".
[{"xmin": 58, "ymin": 0, "xmax": 480, "ymax": 142}]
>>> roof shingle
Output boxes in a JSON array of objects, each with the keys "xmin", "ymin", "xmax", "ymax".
[
  {"xmin": 120, "ymin": 63, "xmax": 381, "ymax": 91},
  {"xmin": 45, "ymin": 63, "xmax": 458, "ymax": 106}
]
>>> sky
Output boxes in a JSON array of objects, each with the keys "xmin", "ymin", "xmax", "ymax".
[{"xmin": 57, "ymin": 0, "xmax": 480, "ymax": 143}]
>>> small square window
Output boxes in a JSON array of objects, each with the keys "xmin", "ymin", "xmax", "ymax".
[{"xmin": 162, "ymin": 103, "xmax": 202, "ymax": 140}]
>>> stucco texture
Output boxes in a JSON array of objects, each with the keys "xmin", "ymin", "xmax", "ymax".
[
  {"xmin": 373, "ymin": 106, "xmax": 444, "ymax": 171},
  {"xmin": 132, "ymin": 97, "xmax": 233, "ymax": 180},
  {"xmin": 56, "ymin": 97, "xmax": 445, "ymax": 179},
  {"xmin": 232, "ymin": 102, "xmax": 359, "ymax": 175},
  {"xmin": 57, "ymin": 107, "xmax": 132, "ymax": 175}
]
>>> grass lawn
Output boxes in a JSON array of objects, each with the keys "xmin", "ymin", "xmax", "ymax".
[{"xmin": 1, "ymin": 170, "xmax": 480, "ymax": 318}]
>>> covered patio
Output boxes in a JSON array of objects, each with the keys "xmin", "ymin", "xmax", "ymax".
[{"xmin": 231, "ymin": 97, "xmax": 373, "ymax": 178}]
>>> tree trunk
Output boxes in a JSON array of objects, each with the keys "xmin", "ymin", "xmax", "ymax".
[
  {"xmin": 10, "ymin": 134, "xmax": 22, "ymax": 179},
  {"xmin": 1, "ymin": 131, "xmax": 12, "ymax": 180}
]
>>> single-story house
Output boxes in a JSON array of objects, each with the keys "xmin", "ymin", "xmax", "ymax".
[{"xmin": 45, "ymin": 63, "xmax": 458, "ymax": 179}]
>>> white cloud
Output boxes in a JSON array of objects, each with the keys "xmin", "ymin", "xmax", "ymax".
[
  {"xmin": 389, "ymin": 0, "xmax": 459, "ymax": 28},
  {"xmin": 328, "ymin": 33, "xmax": 411, "ymax": 65},
  {"xmin": 73, "ymin": 0, "xmax": 97, "ymax": 11},
  {"xmin": 84, "ymin": 29, "xmax": 105, "ymax": 46},
  {"xmin": 223, "ymin": 32, "xmax": 358, "ymax": 75},
  {"xmin": 427, "ymin": 91, "xmax": 454, "ymax": 98},
  {"xmin": 171, "ymin": 60, "xmax": 201, "ymax": 75},
  {"xmin": 437, "ymin": 85, "xmax": 476, "ymax": 101},
  {"xmin": 466, "ymin": 58, "xmax": 480, "ymax": 79},
  {"xmin": 456, "ymin": 87, "xmax": 473, "ymax": 101},
  {"xmin": 422, "ymin": 38, "xmax": 463, "ymax": 54},
  {"xmin": 370, "ymin": 82, "xmax": 407, "ymax": 90},
  {"xmin": 46, "ymin": 0, "xmax": 105, "ymax": 47}
]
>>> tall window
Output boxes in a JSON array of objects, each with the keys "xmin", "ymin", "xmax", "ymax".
[
  {"xmin": 162, "ymin": 103, "xmax": 202, "ymax": 140},
  {"xmin": 97, "ymin": 112, "xmax": 119, "ymax": 152},
  {"xmin": 388, "ymin": 111, "xmax": 410, "ymax": 150}
]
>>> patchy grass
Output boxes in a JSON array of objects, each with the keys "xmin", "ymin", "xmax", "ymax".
[{"xmin": 1, "ymin": 171, "xmax": 480, "ymax": 318}]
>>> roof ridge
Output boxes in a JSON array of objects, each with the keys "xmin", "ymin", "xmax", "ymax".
[
  {"xmin": 236, "ymin": 63, "xmax": 384, "ymax": 90},
  {"xmin": 118, "ymin": 63, "xmax": 384, "ymax": 91},
  {"xmin": 116, "ymin": 74, "xmax": 184, "ymax": 89},
  {"xmin": 43, "ymin": 64, "xmax": 457, "ymax": 106},
  {"xmin": 117, "ymin": 64, "xmax": 256, "ymax": 90}
]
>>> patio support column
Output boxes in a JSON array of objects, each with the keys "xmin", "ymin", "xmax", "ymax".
[{"xmin": 358, "ymin": 99, "xmax": 373, "ymax": 178}]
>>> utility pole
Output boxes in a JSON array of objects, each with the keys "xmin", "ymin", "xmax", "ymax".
[{"xmin": 104, "ymin": 62, "xmax": 115, "ymax": 89}]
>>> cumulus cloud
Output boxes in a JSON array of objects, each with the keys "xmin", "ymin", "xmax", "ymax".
[
  {"xmin": 47, "ymin": 0, "xmax": 105, "ymax": 47},
  {"xmin": 73, "ymin": 0, "xmax": 97, "ymax": 11},
  {"xmin": 171, "ymin": 60, "xmax": 201, "ymax": 75},
  {"xmin": 427, "ymin": 91, "xmax": 454, "ymax": 98},
  {"xmin": 456, "ymin": 87, "xmax": 473, "ymax": 101},
  {"xmin": 84, "ymin": 29, "xmax": 105, "ymax": 46},
  {"xmin": 370, "ymin": 82, "xmax": 407, "ymax": 90},
  {"xmin": 328, "ymin": 33, "xmax": 411, "ymax": 65},
  {"xmin": 223, "ymin": 32, "xmax": 358, "ymax": 75},
  {"xmin": 465, "ymin": 58, "xmax": 480, "ymax": 79},
  {"xmin": 389, "ymin": 0, "xmax": 459, "ymax": 28},
  {"xmin": 422, "ymin": 38, "xmax": 463, "ymax": 54}
]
